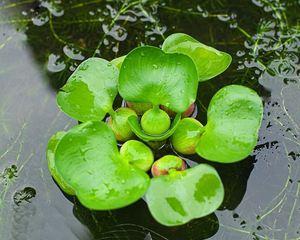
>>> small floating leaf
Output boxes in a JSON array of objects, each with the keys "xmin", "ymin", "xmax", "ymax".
[
  {"xmin": 54, "ymin": 121, "xmax": 149, "ymax": 210},
  {"xmin": 47, "ymin": 131, "xmax": 75, "ymax": 195},
  {"xmin": 151, "ymin": 155, "xmax": 186, "ymax": 177},
  {"xmin": 57, "ymin": 58, "xmax": 119, "ymax": 122},
  {"xmin": 120, "ymin": 140, "xmax": 154, "ymax": 172},
  {"xmin": 162, "ymin": 33, "xmax": 232, "ymax": 81},
  {"xmin": 171, "ymin": 118, "xmax": 204, "ymax": 155},
  {"xmin": 119, "ymin": 46, "xmax": 198, "ymax": 113},
  {"xmin": 196, "ymin": 85, "xmax": 263, "ymax": 163},
  {"xmin": 146, "ymin": 164, "xmax": 224, "ymax": 226},
  {"xmin": 107, "ymin": 107, "xmax": 137, "ymax": 142}
]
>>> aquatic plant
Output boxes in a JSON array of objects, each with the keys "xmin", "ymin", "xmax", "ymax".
[{"xmin": 47, "ymin": 33, "xmax": 263, "ymax": 226}]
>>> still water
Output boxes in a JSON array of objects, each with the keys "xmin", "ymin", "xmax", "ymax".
[{"xmin": 0, "ymin": 0, "xmax": 299, "ymax": 239}]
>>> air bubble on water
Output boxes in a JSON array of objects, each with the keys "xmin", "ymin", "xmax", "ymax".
[
  {"xmin": 63, "ymin": 45, "xmax": 84, "ymax": 61},
  {"xmin": 32, "ymin": 12, "xmax": 49, "ymax": 26},
  {"xmin": 47, "ymin": 54, "xmax": 66, "ymax": 72},
  {"xmin": 40, "ymin": 0, "xmax": 64, "ymax": 17},
  {"xmin": 217, "ymin": 14, "xmax": 230, "ymax": 22},
  {"xmin": 236, "ymin": 50, "xmax": 245, "ymax": 57}
]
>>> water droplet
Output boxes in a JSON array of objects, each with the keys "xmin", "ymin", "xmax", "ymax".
[{"xmin": 152, "ymin": 64, "xmax": 158, "ymax": 69}]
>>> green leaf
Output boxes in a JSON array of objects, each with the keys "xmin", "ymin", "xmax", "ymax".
[
  {"xmin": 196, "ymin": 85, "xmax": 263, "ymax": 163},
  {"xmin": 120, "ymin": 140, "xmax": 154, "ymax": 172},
  {"xmin": 127, "ymin": 113, "xmax": 181, "ymax": 141},
  {"xmin": 162, "ymin": 33, "xmax": 232, "ymax": 81},
  {"xmin": 171, "ymin": 118, "xmax": 204, "ymax": 155},
  {"xmin": 119, "ymin": 46, "xmax": 198, "ymax": 113},
  {"xmin": 47, "ymin": 131, "xmax": 75, "ymax": 195},
  {"xmin": 57, "ymin": 58, "xmax": 119, "ymax": 122},
  {"xmin": 111, "ymin": 55, "xmax": 126, "ymax": 70},
  {"xmin": 54, "ymin": 121, "xmax": 150, "ymax": 210},
  {"xmin": 146, "ymin": 164, "xmax": 224, "ymax": 226}
]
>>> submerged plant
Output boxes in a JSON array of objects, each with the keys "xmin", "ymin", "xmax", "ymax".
[{"xmin": 47, "ymin": 33, "xmax": 263, "ymax": 226}]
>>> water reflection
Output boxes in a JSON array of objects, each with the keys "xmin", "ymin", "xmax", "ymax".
[{"xmin": 74, "ymin": 199, "xmax": 219, "ymax": 240}]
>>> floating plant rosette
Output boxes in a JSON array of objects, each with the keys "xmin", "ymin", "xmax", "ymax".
[{"xmin": 47, "ymin": 33, "xmax": 263, "ymax": 226}]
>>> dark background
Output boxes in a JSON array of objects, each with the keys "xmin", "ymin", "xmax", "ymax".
[{"xmin": 0, "ymin": 0, "xmax": 299, "ymax": 239}]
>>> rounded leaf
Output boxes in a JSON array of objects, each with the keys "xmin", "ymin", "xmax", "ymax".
[
  {"xmin": 151, "ymin": 155, "xmax": 186, "ymax": 177},
  {"xmin": 120, "ymin": 140, "xmax": 154, "ymax": 172},
  {"xmin": 171, "ymin": 118, "xmax": 204, "ymax": 155},
  {"xmin": 57, "ymin": 58, "xmax": 119, "ymax": 122},
  {"xmin": 47, "ymin": 131, "xmax": 75, "ymax": 195},
  {"xmin": 107, "ymin": 107, "xmax": 137, "ymax": 142},
  {"xmin": 146, "ymin": 164, "xmax": 224, "ymax": 226},
  {"xmin": 54, "ymin": 121, "xmax": 150, "ymax": 210},
  {"xmin": 196, "ymin": 85, "xmax": 263, "ymax": 163},
  {"xmin": 119, "ymin": 46, "xmax": 198, "ymax": 113},
  {"xmin": 162, "ymin": 33, "xmax": 232, "ymax": 81}
]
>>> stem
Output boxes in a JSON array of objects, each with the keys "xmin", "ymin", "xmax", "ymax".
[{"xmin": 153, "ymin": 104, "xmax": 160, "ymax": 111}]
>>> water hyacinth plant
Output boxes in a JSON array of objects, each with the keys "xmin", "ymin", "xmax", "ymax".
[{"xmin": 47, "ymin": 33, "xmax": 263, "ymax": 226}]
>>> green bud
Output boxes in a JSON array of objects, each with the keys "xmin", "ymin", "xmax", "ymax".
[
  {"xmin": 151, "ymin": 155, "xmax": 186, "ymax": 177},
  {"xmin": 126, "ymin": 101, "xmax": 152, "ymax": 115},
  {"xmin": 120, "ymin": 140, "xmax": 154, "ymax": 172},
  {"xmin": 141, "ymin": 107, "xmax": 171, "ymax": 135},
  {"xmin": 171, "ymin": 118, "xmax": 204, "ymax": 155},
  {"xmin": 107, "ymin": 107, "xmax": 137, "ymax": 142}
]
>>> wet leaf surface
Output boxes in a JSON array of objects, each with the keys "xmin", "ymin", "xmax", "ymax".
[{"xmin": 0, "ymin": 0, "xmax": 299, "ymax": 239}]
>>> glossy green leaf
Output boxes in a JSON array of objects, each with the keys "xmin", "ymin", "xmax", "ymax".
[
  {"xmin": 146, "ymin": 164, "xmax": 224, "ymax": 226},
  {"xmin": 120, "ymin": 140, "xmax": 154, "ymax": 172},
  {"xmin": 171, "ymin": 118, "xmax": 204, "ymax": 155},
  {"xmin": 107, "ymin": 107, "xmax": 137, "ymax": 142},
  {"xmin": 127, "ymin": 113, "xmax": 181, "ymax": 141},
  {"xmin": 57, "ymin": 58, "xmax": 119, "ymax": 122},
  {"xmin": 111, "ymin": 55, "xmax": 126, "ymax": 70},
  {"xmin": 196, "ymin": 85, "xmax": 263, "ymax": 163},
  {"xmin": 54, "ymin": 121, "xmax": 150, "ymax": 210},
  {"xmin": 162, "ymin": 33, "xmax": 232, "ymax": 81},
  {"xmin": 119, "ymin": 46, "xmax": 198, "ymax": 113},
  {"xmin": 46, "ymin": 131, "xmax": 75, "ymax": 195}
]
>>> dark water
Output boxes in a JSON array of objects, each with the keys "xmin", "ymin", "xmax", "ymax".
[{"xmin": 0, "ymin": 0, "xmax": 299, "ymax": 239}]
